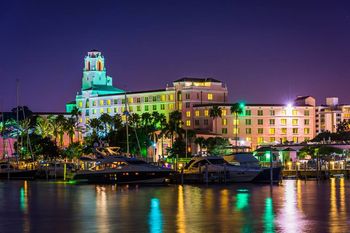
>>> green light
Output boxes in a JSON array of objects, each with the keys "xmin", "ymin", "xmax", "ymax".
[
  {"xmin": 263, "ymin": 198, "xmax": 275, "ymax": 233},
  {"xmin": 265, "ymin": 152, "xmax": 271, "ymax": 161},
  {"xmin": 239, "ymin": 102, "xmax": 245, "ymax": 109}
]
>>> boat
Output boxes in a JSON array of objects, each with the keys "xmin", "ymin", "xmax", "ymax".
[
  {"xmin": 36, "ymin": 161, "xmax": 77, "ymax": 179},
  {"xmin": 73, "ymin": 156, "xmax": 173, "ymax": 184},
  {"xmin": 0, "ymin": 162, "xmax": 37, "ymax": 180},
  {"xmin": 183, "ymin": 156, "xmax": 261, "ymax": 182},
  {"xmin": 224, "ymin": 153, "xmax": 282, "ymax": 183}
]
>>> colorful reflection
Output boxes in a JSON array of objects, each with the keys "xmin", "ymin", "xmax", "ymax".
[
  {"xmin": 235, "ymin": 191, "xmax": 249, "ymax": 210},
  {"xmin": 329, "ymin": 178, "xmax": 348, "ymax": 232},
  {"xmin": 95, "ymin": 186, "xmax": 108, "ymax": 233},
  {"xmin": 176, "ymin": 186, "xmax": 186, "ymax": 233},
  {"xmin": 149, "ymin": 198, "xmax": 163, "ymax": 233},
  {"xmin": 263, "ymin": 198, "xmax": 275, "ymax": 233},
  {"xmin": 20, "ymin": 181, "xmax": 30, "ymax": 233}
]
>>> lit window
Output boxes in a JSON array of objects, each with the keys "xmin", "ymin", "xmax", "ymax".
[
  {"xmin": 222, "ymin": 118, "xmax": 227, "ymax": 126},
  {"xmin": 186, "ymin": 120, "xmax": 191, "ymax": 126},
  {"xmin": 269, "ymin": 137, "xmax": 275, "ymax": 143},
  {"xmin": 129, "ymin": 106, "xmax": 133, "ymax": 112},
  {"xmin": 281, "ymin": 128, "xmax": 287, "ymax": 134},
  {"xmin": 107, "ymin": 108, "xmax": 111, "ymax": 113},
  {"xmin": 178, "ymin": 103, "xmax": 182, "ymax": 110},
  {"xmin": 92, "ymin": 109, "xmax": 96, "ymax": 114},
  {"xmin": 222, "ymin": 109, "xmax": 227, "ymax": 116},
  {"xmin": 93, "ymin": 101, "xmax": 96, "ymax": 106},
  {"xmin": 281, "ymin": 119, "xmax": 287, "ymax": 125},
  {"xmin": 233, "ymin": 119, "xmax": 239, "ymax": 125},
  {"xmin": 257, "ymin": 137, "xmax": 264, "ymax": 144},
  {"xmin": 258, "ymin": 128, "xmax": 263, "ymax": 134},
  {"xmin": 292, "ymin": 119, "xmax": 298, "ymax": 126},
  {"xmin": 169, "ymin": 94, "xmax": 174, "ymax": 101},
  {"xmin": 293, "ymin": 128, "xmax": 298, "ymax": 134},
  {"xmin": 292, "ymin": 110, "xmax": 298, "ymax": 116},
  {"xmin": 107, "ymin": 99, "xmax": 111, "ymax": 105},
  {"xmin": 282, "ymin": 137, "xmax": 287, "ymax": 143},
  {"xmin": 129, "ymin": 98, "xmax": 133, "ymax": 103},
  {"xmin": 293, "ymin": 137, "xmax": 298, "ymax": 143},
  {"xmin": 269, "ymin": 128, "xmax": 275, "ymax": 135},
  {"xmin": 233, "ymin": 128, "xmax": 239, "ymax": 134},
  {"xmin": 208, "ymin": 93, "xmax": 213, "ymax": 100},
  {"xmin": 246, "ymin": 128, "xmax": 252, "ymax": 134},
  {"xmin": 281, "ymin": 110, "xmax": 286, "ymax": 115},
  {"xmin": 100, "ymin": 108, "xmax": 104, "ymax": 113},
  {"xmin": 169, "ymin": 103, "xmax": 174, "ymax": 110},
  {"xmin": 78, "ymin": 101, "xmax": 83, "ymax": 108},
  {"xmin": 79, "ymin": 117, "xmax": 83, "ymax": 123},
  {"xmin": 161, "ymin": 95, "xmax": 166, "ymax": 101},
  {"xmin": 99, "ymin": 100, "xmax": 104, "ymax": 106},
  {"xmin": 204, "ymin": 110, "xmax": 209, "ymax": 116},
  {"xmin": 246, "ymin": 137, "xmax": 251, "ymax": 142},
  {"xmin": 304, "ymin": 128, "xmax": 310, "ymax": 134},
  {"xmin": 122, "ymin": 115, "xmax": 126, "ymax": 121},
  {"xmin": 304, "ymin": 119, "xmax": 309, "ymax": 125},
  {"xmin": 186, "ymin": 111, "xmax": 191, "ymax": 117},
  {"xmin": 195, "ymin": 110, "xmax": 200, "ymax": 117}
]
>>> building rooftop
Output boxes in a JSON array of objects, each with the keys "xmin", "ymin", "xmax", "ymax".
[
  {"xmin": 99, "ymin": 88, "xmax": 168, "ymax": 97},
  {"xmin": 173, "ymin": 77, "xmax": 221, "ymax": 83},
  {"xmin": 193, "ymin": 103, "xmax": 314, "ymax": 108}
]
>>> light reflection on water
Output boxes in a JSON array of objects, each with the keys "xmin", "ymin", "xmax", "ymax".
[{"xmin": 0, "ymin": 180, "xmax": 349, "ymax": 233}]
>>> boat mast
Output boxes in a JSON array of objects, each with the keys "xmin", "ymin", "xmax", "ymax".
[
  {"xmin": 124, "ymin": 91, "xmax": 129, "ymax": 156},
  {"xmin": 16, "ymin": 79, "xmax": 20, "ymax": 162}
]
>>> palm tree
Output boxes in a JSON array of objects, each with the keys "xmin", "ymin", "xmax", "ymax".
[
  {"xmin": 230, "ymin": 103, "xmax": 244, "ymax": 150},
  {"xmin": 209, "ymin": 105, "xmax": 222, "ymax": 134},
  {"xmin": 35, "ymin": 116, "xmax": 52, "ymax": 139},
  {"xmin": 55, "ymin": 115, "xmax": 66, "ymax": 147},
  {"xmin": 112, "ymin": 114, "xmax": 123, "ymax": 131},
  {"xmin": 163, "ymin": 110, "xmax": 183, "ymax": 145},
  {"xmin": 64, "ymin": 117, "xmax": 76, "ymax": 144},
  {"xmin": 141, "ymin": 112, "xmax": 152, "ymax": 127},
  {"xmin": 129, "ymin": 113, "xmax": 141, "ymax": 128},
  {"xmin": 87, "ymin": 118, "xmax": 103, "ymax": 136},
  {"xmin": 70, "ymin": 107, "xmax": 81, "ymax": 142},
  {"xmin": 99, "ymin": 113, "xmax": 113, "ymax": 136},
  {"xmin": 194, "ymin": 137, "xmax": 206, "ymax": 154}
]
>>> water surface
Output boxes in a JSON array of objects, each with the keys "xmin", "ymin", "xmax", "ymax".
[{"xmin": 0, "ymin": 179, "xmax": 349, "ymax": 233}]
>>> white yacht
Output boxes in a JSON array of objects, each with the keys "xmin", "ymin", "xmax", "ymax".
[
  {"xmin": 184, "ymin": 156, "xmax": 261, "ymax": 182},
  {"xmin": 73, "ymin": 156, "xmax": 173, "ymax": 184}
]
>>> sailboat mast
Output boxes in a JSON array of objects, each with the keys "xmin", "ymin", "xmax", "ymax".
[
  {"xmin": 124, "ymin": 91, "xmax": 129, "ymax": 155},
  {"xmin": 16, "ymin": 79, "xmax": 20, "ymax": 159}
]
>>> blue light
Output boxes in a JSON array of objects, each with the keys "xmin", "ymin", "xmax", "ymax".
[{"xmin": 148, "ymin": 198, "xmax": 163, "ymax": 233}]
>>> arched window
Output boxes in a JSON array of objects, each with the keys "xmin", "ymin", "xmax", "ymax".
[{"xmin": 97, "ymin": 60, "xmax": 103, "ymax": 71}]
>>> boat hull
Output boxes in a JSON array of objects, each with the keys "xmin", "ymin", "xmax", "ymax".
[
  {"xmin": 73, "ymin": 171, "xmax": 172, "ymax": 184},
  {"xmin": 253, "ymin": 167, "xmax": 282, "ymax": 183},
  {"xmin": 0, "ymin": 170, "xmax": 37, "ymax": 180}
]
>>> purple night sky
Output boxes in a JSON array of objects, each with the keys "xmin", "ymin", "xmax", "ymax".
[{"xmin": 1, "ymin": 0, "xmax": 350, "ymax": 112}]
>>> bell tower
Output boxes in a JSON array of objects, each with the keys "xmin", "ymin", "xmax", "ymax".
[{"xmin": 82, "ymin": 50, "xmax": 113, "ymax": 90}]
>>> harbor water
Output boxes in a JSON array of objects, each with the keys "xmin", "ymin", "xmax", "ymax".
[{"xmin": 0, "ymin": 179, "xmax": 349, "ymax": 233}]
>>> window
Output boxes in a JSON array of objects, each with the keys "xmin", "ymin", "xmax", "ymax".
[
  {"xmin": 185, "ymin": 93, "xmax": 190, "ymax": 99},
  {"xmin": 233, "ymin": 119, "xmax": 239, "ymax": 125},
  {"xmin": 113, "ymin": 99, "xmax": 118, "ymax": 104},
  {"xmin": 281, "ymin": 119, "xmax": 287, "ymax": 125},
  {"xmin": 204, "ymin": 119, "xmax": 209, "ymax": 125},
  {"xmin": 195, "ymin": 110, "xmax": 200, "ymax": 117},
  {"xmin": 208, "ymin": 93, "xmax": 213, "ymax": 100},
  {"xmin": 100, "ymin": 108, "xmax": 104, "ymax": 113},
  {"xmin": 145, "ymin": 106, "xmax": 149, "ymax": 111},
  {"xmin": 281, "ymin": 128, "xmax": 287, "ymax": 134},
  {"xmin": 169, "ymin": 103, "xmax": 174, "ymax": 110},
  {"xmin": 92, "ymin": 109, "xmax": 96, "ymax": 114},
  {"xmin": 292, "ymin": 119, "xmax": 298, "ymax": 126},
  {"xmin": 137, "ymin": 106, "xmax": 141, "ymax": 111},
  {"xmin": 222, "ymin": 109, "xmax": 227, "ymax": 116},
  {"xmin": 269, "ymin": 137, "xmax": 276, "ymax": 143},
  {"xmin": 258, "ymin": 119, "xmax": 263, "ymax": 125},
  {"xmin": 304, "ymin": 110, "xmax": 309, "ymax": 116},
  {"xmin": 204, "ymin": 110, "xmax": 209, "ymax": 117},
  {"xmin": 246, "ymin": 137, "xmax": 252, "ymax": 142},
  {"xmin": 257, "ymin": 137, "xmax": 264, "ymax": 144},
  {"xmin": 161, "ymin": 95, "xmax": 166, "ymax": 101},
  {"xmin": 304, "ymin": 119, "xmax": 309, "ymax": 125},
  {"xmin": 129, "ymin": 106, "xmax": 133, "ymax": 112},
  {"xmin": 186, "ymin": 111, "xmax": 191, "ymax": 117},
  {"xmin": 144, "ymin": 97, "xmax": 149, "ymax": 102},
  {"xmin": 245, "ymin": 119, "xmax": 251, "ymax": 125},
  {"xmin": 122, "ymin": 99, "xmax": 125, "ymax": 104},
  {"xmin": 161, "ymin": 104, "xmax": 165, "ymax": 110},
  {"xmin": 292, "ymin": 110, "xmax": 298, "ymax": 116},
  {"xmin": 293, "ymin": 128, "xmax": 298, "ymax": 134},
  {"xmin": 195, "ymin": 120, "xmax": 199, "ymax": 126},
  {"xmin": 99, "ymin": 100, "xmax": 104, "ymax": 106},
  {"xmin": 93, "ymin": 100, "xmax": 97, "ymax": 106},
  {"xmin": 78, "ymin": 101, "xmax": 83, "ymax": 108},
  {"xmin": 269, "ymin": 119, "xmax": 275, "ymax": 125},
  {"xmin": 107, "ymin": 99, "xmax": 111, "ymax": 105},
  {"xmin": 270, "ymin": 110, "xmax": 275, "ymax": 116},
  {"xmin": 222, "ymin": 128, "xmax": 227, "ymax": 134},
  {"xmin": 107, "ymin": 108, "xmax": 111, "ymax": 113},
  {"xmin": 169, "ymin": 94, "xmax": 174, "ymax": 101},
  {"xmin": 246, "ymin": 110, "xmax": 251, "ymax": 116},
  {"xmin": 282, "ymin": 137, "xmax": 287, "ymax": 143},
  {"xmin": 186, "ymin": 120, "xmax": 191, "ymax": 126},
  {"xmin": 269, "ymin": 128, "xmax": 275, "ymax": 135},
  {"xmin": 258, "ymin": 128, "xmax": 263, "ymax": 134},
  {"xmin": 246, "ymin": 128, "xmax": 252, "ymax": 134},
  {"xmin": 293, "ymin": 137, "xmax": 298, "ymax": 143},
  {"xmin": 137, "ymin": 98, "xmax": 141, "ymax": 103},
  {"xmin": 281, "ymin": 110, "xmax": 286, "ymax": 115},
  {"xmin": 153, "ymin": 105, "xmax": 157, "ymax": 111},
  {"xmin": 114, "ymin": 107, "xmax": 118, "ymax": 113},
  {"xmin": 304, "ymin": 128, "xmax": 310, "ymax": 134},
  {"xmin": 153, "ymin": 96, "xmax": 157, "ymax": 102},
  {"xmin": 233, "ymin": 128, "xmax": 239, "ymax": 134},
  {"xmin": 186, "ymin": 102, "xmax": 190, "ymax": 108},
  {"xmin": 258, "ymin": 110, "xmax": 263, "ymax": 116},
  {"xmin": 222, "ymin": 118, "xmax": 227, "ymax": 126}
]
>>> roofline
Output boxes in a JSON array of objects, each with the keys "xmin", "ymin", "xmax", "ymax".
[
  {"xmin": 193, "ymin": 103, "xmax": 314, "ymax": 107},
  {"xmin": 98, "ymin": 88, "xmax": 169, "ymax": 97}
]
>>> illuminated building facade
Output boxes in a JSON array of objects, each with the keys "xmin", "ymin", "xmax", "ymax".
[
  {"xmin": 66, "ymin": 50, "xmax": 229, "ymax": 130},
  {"xmin": 192, "ymin": 97, "xmax": 316, "ymax": 149}
]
